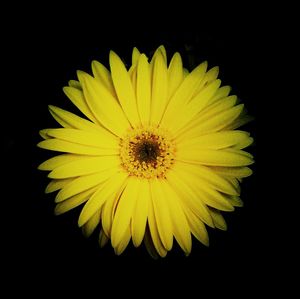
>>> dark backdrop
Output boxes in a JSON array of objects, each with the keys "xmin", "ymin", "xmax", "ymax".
[{"xmin": 3, "ymin": 11, "xmax": 276, "ymax": 296}]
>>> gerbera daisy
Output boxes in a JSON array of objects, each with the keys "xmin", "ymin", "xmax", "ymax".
[{"xmin": 38, "ymin": 45, "xmax": 254, "ymax": 258}]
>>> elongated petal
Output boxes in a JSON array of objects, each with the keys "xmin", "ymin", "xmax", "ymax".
[
  {"xmin": 45, "ymin": 178, "xmax": 74, "ymax": 193},
  {"xmin": 182, "ymin": 205, "xmax": 209, "ymax": 246},
  {"xmin": 39, "ymin": 129, "xmax": 51, "ymax": 139},
  {"xmin": 227, "ymin": 196, "xmax": 244, "ymax": 207},
  {"xmin": 101, "ymin": 181, "xmax": 127, "ymax": 237},
  {"xmin": 173, "ymin": 161, "xmax": 239, "ymax": 195},
  {"xmin": 77, "ymin": 71, "xmax": 130, "ymax": 136},
  {"xmin": 209, "ymin": 85, "xmax": 231, "ymax": 104},
  {"xmin": 48, "ymin": 156, "xmax": 120, "ymax": 178},
  {"xmin": 150, "ymin": 179, "xmax": 173, "ymax": 251},
  {"xmin": 150, "ymin": 51, "xmax": 168, "ymax": 124},
  {"xmin": 63, "ymin": 86, "xmax": 99, "ymax": 123},
  {"xmin": 91, "ymin": 60, "xmax": 116, "ymax": 97},
  {"xmin": 193, "ymin": 66, "xmax": 219, "ymax": 95},
  {"xmin": 144, "ymin": 228, "xmax": 159, "ymax": 259},
  {"xmin": 54, "ymin": 186, "xmax": 99, "ymax": 215},
  {"xmin": 166, "ymin": 170, "xmax": 214, "ymax": 227},
  {"xmin": 176, "ymin": 104, "xmax": 244, "ymax": 139},
  {"xmin": 68, "ymin": 80, "xmax": 81, "ymax": 90},
  {"xmin": 178, "ymin": 131, "xmax": 252, "ymax": 150},
  {"xmin": 147, "ymin": 195, "xmax": 168, "ymax": 257},
  {"xmin": 114, "ymin": 226, "xmax": 131, "ymax": 255},
  {"xmin": 209, "ymin": 208, "xmax": 227, "ymax": 230},
  {"xmin": 37, "ymin": 138, "xmax": 118, "ymax": 156},
  {"xmin": 44, "ymin": 128, "xmax": 118, "ymax": 149},
  {"xmin": 177, "ymin": 148, "xmax": 254, "ymax": 167},
  {"xmin": 99, "ymin": 229, "xmax": 109, "ymax": 248},
  {"xmin": 174, "ymin": 168, "xmax": 235, "ymax": 211},
  {"xmin": 55, "ymin": 168, "xmax": 118, "ymax": 202},
  {"xmin": 111, "ymin": 176, "xmax": 140, "ymax": 248},
  {"xmin": 82, "ymin": 209, "xmax": 101, "ymax": 237},
  {"xmin": 150, "ymin": 45, "xmax": 167, "ymax": 64},
  {"xmin": 109, "ymin": 51, "xmax": 140, "ymax": 126},
  {"xmin": 162, "ymin": 181, "xmax": 192, "ymax": 255},
  {"xmin": 161, "ymin": 61, "xmax": 207, "ymax": 130},
  {"xmin": 48, "ymin": 105, "xmax": 105, "ymax": 133},
  {"xmin": 38, "ymin": 154, "xmax": 82, "ymax": 171},
  {"xmin": 132, "ymin": 47, "xmax": 141, "ymax": 65},
  {"xmin": 131, "ymin": 179, "xmax": 149, "ymax": 247},
  {"xmin": 170, "ymin": 79, "xmax": 221, "ymax": 133},
  {"xmin": 210, "ymin": 166, "xmax": 253, "ymax": 178},
  {"xmin": 136, "ymin": 54, "xmax": 151, "ymax": 125},
  {"xmin": 175, "ymin": 95, "xmax": 238, "ymax": 139},
  {"xmin": 168, "ymin": 52, "xmax": 184, "ymax": 99},
  {"xmin": 78, "ymin": 171, "xmax": 128, "ymax": 227}
]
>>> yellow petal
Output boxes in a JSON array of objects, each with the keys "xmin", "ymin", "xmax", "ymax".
[
  {"xmin": 44, "ymin": 128, "xmax": 118, "ymax": 149},
  {"xmin": 224, "ymin": 114, "xmax": 254, "ymax": 130},
  {"xmin": 209, "ymin": 208, "xmax": 227, "ymax": 230},
  {"xmin": 192, "ymin": 66, "xmax": 219, "ymax": 96},
  {"xmin": 147, "ymin": 194, "xmax": 168, "ymax": 257},
  {"xmin": 54, "ymin": 186, "xmax": 99, "ymax": 215},
  {"xmin": 68, "ymin": 80, "xmax": 81, "ymax": 90},
  {"xmin": 177, "ymin": 148, "xmax": 254, "ymax": 167},
  {"xmin": 48, "ymin": 105, "xmax": 104, "ymax": 133},
  {"xmin": 136, "ymin": 54, "xmax": 151, "ymax": 125},
  {"xmin": 132, "ymin": 47, "xmax": 141, "ymax": 65},
  {"xmin": 177, "ymin": 104, "xmax": 244, "ymax": 139},
  {"xmin": 38, "ymin": 154, "xmax": 82, "ymax": 171},
  {"xmin": 129, "ymin": 64, "xmax": 137, "ymax": 94},
  {"xmin": 101, "ymin": 180, "xmax": 127, "ymax": 237},
  {"xmin": 82, "ymin": 209, "xmax": 101, "ymax": 237},
  {"xmin": 170, "ymin": 79, "xmax": 221, "ymax": 133},
  {"xmin": 78, "ymin": 171, "xmax": 128, "ymax": 227},
  {"xmin": 45, "ymin": 178, "xmax": 74, "ymax": 193},
  {"xmin": 209, "ymin": 85, "xmax": 231, "ymax": 105},
  {"xmin": 99, "ymin": 229, "xmax": 109, "ymax": 248},
  {"xmin": 37, "ymin": 138, "xmax": 118, "ymax": 155},
  {"xmin": 111, "ymin": 176, "xmax": 140, "ymax": 248},
  {"xmin": 48, "ymin": 156, "xmax": 120, "ymax": 178},
  {"xmin": 161, "ymin": 61, "xmax": 207, "ymax": 130},
  {"xmin": 144, "ymin": 228, "xmax": 159, "ymax": 259},
  {"xmin": 178, "ymin": 130, "xmax": 252, "ymax": 150},
  {"xmin": 166, "ymin": 170, "xmax": 214, "ymax": 227},
  {"xmin": 55, "ymin": 169, "xmax": 118, "ymax": 202},
  {"xmin": 131, "ymin": 179, "xmax": 149, "ymax": 247},
  {"xmin": 162, "ymin": 181, "xmax": 192, "ymax": 255},
  {"xmin": 150, "ymin": 45, "xmax": 167, "ymax": 64},
  {"xmin": 63, "ymin": 86, "xmax": 99, "ymax": 124},
  {"xmin": 182, "ymin": 205, "xmax": 209, "ymax": 246},
  {"xmin": 109, "ymin": 51, "xmax": 140, "ymax": 127},
  {"xmin": 176, "ymin": 95, "xmax": 238, "ymax": 140},
  {"xmin": 167, "ymin": 52, "xmax": 184, "ymax": 99},
  {"xmin": 77, "ymin": 71, "xmax": 130, "ymax": 136},
  {"xmin": 173, "ymin": 169, "xmax": 234, "ymax": 211},
  {"xmin": 114, "ymin": 225, "xmax": 131, "ymax": 255},
  {"xmin": 210, "ymin": 166, "xmax": 253, "ymax": 178},
  {"xmin": 91, "ymin": 60, "xmax": 116, "ymax": 97},
  {"xmin": 39, "ymin": 129, "xmax": 51, "ymax": 139},
  {"xmin": 150, "ymin": 179, "xmax": 173, "ymax": 251},
  {"xmin": 227, "ymin": 195, "xmax": 244, "ymax": 207},
  {"xmin": 150, "ymin": 51, "xmax": 168, "ymax": 124},
  {"xmin": 173, "ymin": 161, "xmax": 239, "ymax": 195}
]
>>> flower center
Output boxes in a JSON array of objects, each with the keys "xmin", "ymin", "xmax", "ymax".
[{"xmin": 120, "ymin": 126, "xmax": 176, "ymax": 179}]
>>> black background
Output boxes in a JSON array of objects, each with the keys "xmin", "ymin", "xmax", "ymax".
[{"xmin": 3, "ymin": 7, "xmax": 281, "ymax": 296}]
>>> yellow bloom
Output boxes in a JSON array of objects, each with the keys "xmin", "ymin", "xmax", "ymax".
[{"xmin": 38, "ymin": 45, "xmax": 254, "ymax": 258}]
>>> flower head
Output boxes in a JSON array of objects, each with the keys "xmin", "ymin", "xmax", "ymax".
[{"xmin": 38, "ymin": 45, "xmax": 254, "ymax": 258}]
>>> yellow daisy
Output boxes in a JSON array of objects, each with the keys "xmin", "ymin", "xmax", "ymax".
[{"xmin": 37, "ymin": 45, "xmax": 254, "ymax": 258}]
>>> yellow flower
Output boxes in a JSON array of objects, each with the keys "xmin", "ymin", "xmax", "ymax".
[{"xmin": 37, "ymin": 45, "xmax": 254, "ymax": 258}]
